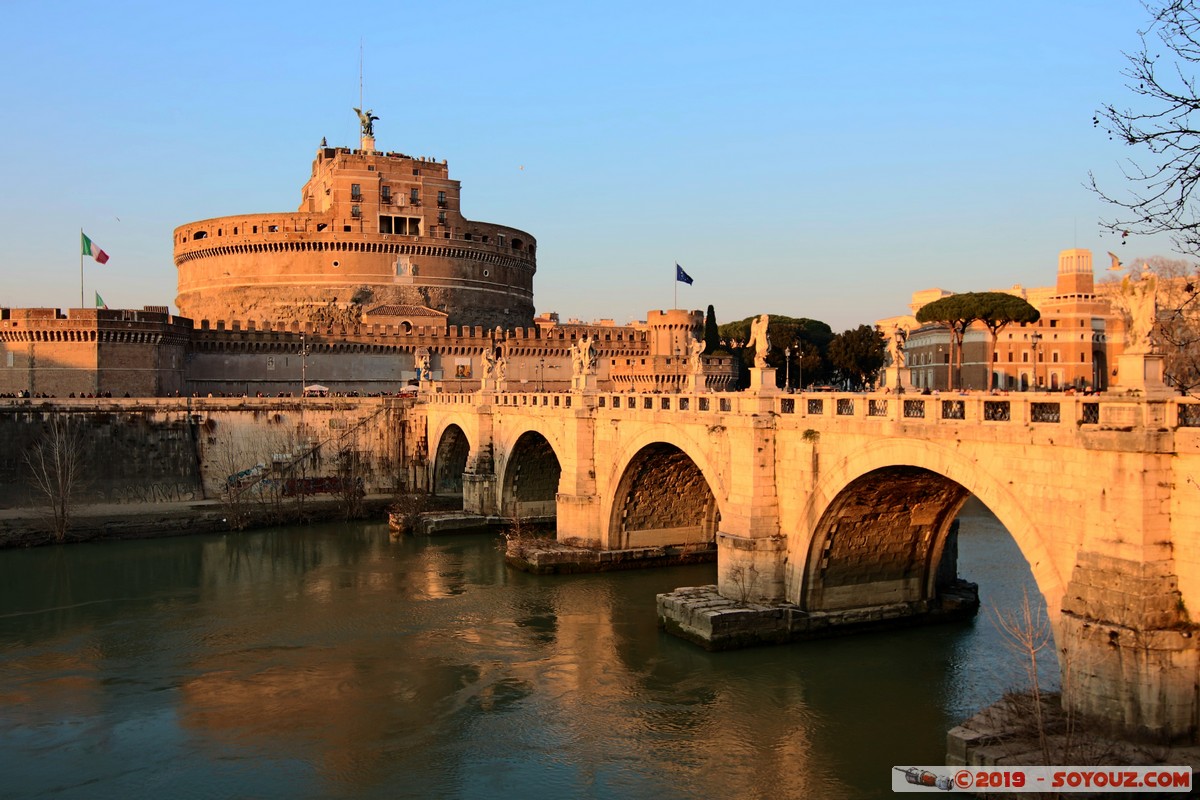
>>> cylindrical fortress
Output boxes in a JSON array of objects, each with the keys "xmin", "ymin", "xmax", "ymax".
[{"xmin": 174, "ymin": 144, "xmax": 536, "ymax": 329}]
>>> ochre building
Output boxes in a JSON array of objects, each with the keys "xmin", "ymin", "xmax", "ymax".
[{"xmin": 174, "ymin": 125, "xmax": 537, "ymax": 330}]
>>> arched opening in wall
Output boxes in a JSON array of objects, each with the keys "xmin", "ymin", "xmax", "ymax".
[
  {"xmin": 609, "ymin": 443, "xmax": 719, "ymax": 550},
  {"xmin": 803, "ymin": 466, "xmax": 970, "ymax": 612},
  {"xmin": 432, "ymin": 424, "xmax": 470, "ymax": 498},
  {"xmin": 803, "ymin": 467, "xmax": 1060, "ymax": 712},
  {"xmin": 500, "ymin": 431, "xmax": 561, "ymax": 520}
]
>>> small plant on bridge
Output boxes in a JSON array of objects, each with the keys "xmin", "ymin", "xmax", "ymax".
[
  {"xmin": 726, "ymin": 563, "xmax": 761, "ymax": 605},
  {"xmin": 499, "ymin": 515, "xmax": 554, "ymax": 560}
]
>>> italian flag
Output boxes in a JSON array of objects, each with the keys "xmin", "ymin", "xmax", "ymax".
[{"xmin": 81, "ymin": 232, "xmax": 109, "ymax": 264}]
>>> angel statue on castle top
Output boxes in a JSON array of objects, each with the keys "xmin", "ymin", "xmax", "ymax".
[{"xmin": 354, "ymin": 107, "xmax": 379, "ymax": 137}]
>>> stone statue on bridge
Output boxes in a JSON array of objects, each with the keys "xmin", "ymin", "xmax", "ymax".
[
  {"xmin": 749, "ymin": 314, "xmax": 771, "ymax": 369},
  {"xmin": 572, "ymin": 335, "xmax": 597, "ymax": 377},
  {"xmin": 495, "ymin": 353, "xmax": 508, "ymax": 382},
  {"xmin": 687, "ymin": 335, "xmax": 705, "ymax": 374},
  {"xmin": 1120, "ymin": 271, "xmax": 1159, "ymax": 355},
  {"xmin": 481, "ymin": 348, "xmax": 498, "ymax": 380}
]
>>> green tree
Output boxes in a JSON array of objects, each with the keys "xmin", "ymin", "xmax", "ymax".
[
  {"xmin": 915, "ymin": 294, "xmax": 979, "ymax": 390},
  {"xmin": 703, "ymin": 305, "xmax": 723, "ymax": 355},
  {"xmin": 973, "ymin": 292, "xmax": 1041, "ymax": 391},
  {"xmin": 828, "ymin": 325, "xmax": 886, "ymax": 390}
]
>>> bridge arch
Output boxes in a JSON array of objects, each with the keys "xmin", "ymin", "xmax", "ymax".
[
  {"xmin": 607, "ymin": 441, "xmax": 721, "ymax": 550},
  {"xmin": 793, "ymin": 438, "xmax": 1065, "ymax": 623},
  {"xmin": 432, "ymin": 423, "xmax": 470, "ymax": 497},
  {"xmin": 498, "ymin": 430, "xmax": 562, "ymax": 519}
]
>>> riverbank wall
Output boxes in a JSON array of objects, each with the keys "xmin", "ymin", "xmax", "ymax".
[{"xmin": 0, "ymin": 397, "xmax": 429, "ymax": 545}]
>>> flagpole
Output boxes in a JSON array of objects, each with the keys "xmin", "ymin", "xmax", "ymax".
[
  {"xmin": 80, "ymin": 228, "xmax": 84, "ymax": 310},
  {"xmin": 674, "ymin": 262, "xmax": 677, "ymax": 310}
]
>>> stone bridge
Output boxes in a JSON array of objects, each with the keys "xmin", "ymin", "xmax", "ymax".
[{"xmin": 418, "ymin": 386, "xmax": 1200, "ymax": 742}]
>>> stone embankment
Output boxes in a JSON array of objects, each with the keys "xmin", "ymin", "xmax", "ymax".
[{"xmin": 0, "ymin": 495, "xmax": 395, "ymax": 548}]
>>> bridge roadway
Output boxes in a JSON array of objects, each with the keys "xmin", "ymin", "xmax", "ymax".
[{"xmin": 419, "ymin": 384, "xmax": 1200, "ymax": 742}]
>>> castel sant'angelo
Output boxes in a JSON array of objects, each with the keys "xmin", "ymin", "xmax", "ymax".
[
  {"xmin": 0, "ymin": 111, "xmax": 735, "ymax": 397},
  {"xmin": 174, "ymin": 110, "xmax": 538, "ymax": 332}
]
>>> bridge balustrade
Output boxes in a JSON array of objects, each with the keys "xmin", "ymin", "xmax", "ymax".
[
  {"xmin": 1180, "ymin": 402, "xmax": 1200, "ymax": 427},
  {"xmin": 1030, "ymin": 402, "xmax": 1061, "ymax": 424},
  {"xmin": 983, "ymin": 400, "xmax": 1011, "ymax": 421},
  {"xmin": 428, "ymin": 389, "xmax": 1200, "ymax": 436},
  {"xmin": 941, "ymin": 399, "xmax": 965, "ymax": 420}
]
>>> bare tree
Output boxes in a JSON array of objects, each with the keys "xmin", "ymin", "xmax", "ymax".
[
  {"xmin": 25, "ymin": 415, "xmax": 87, "ymax": 541},
  {"xmin": 992, "ymin": 588, "xmax": 1055, "ymax": 763},
  {"xmin": 1092, "ymin": 1, "xmax": 1200, "ymax": 254}
]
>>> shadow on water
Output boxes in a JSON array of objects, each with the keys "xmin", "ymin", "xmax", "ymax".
[{"xmin": 0, "ymin": 507, "xmax": 1044, "ymax": 800}]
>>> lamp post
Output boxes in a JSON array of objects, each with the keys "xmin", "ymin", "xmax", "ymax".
[
  {"xmin": 299, "ymin": 333, "xmax": 310, "ymax": 397},
  {"xmin": 785, "ymin": 345, "xmax": 792, "ymax": 392},
  {"xmin": 1030, "ymin": 331, "xmax": 1042, "ymax": 391}
]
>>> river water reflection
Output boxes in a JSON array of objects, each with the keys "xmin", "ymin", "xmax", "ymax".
[{"xmin": 0, "ymin": 508, "xmax": 1051, "ymax": 799}]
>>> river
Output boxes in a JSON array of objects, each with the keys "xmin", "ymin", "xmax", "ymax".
[{"xmin": 0, "ymin": 507, "xmax": 1053, "ymax": 799}]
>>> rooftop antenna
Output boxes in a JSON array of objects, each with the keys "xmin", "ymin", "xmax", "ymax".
[{"xmin": 359, "ymin": 38, "xmax": 363, "ymax": 115}]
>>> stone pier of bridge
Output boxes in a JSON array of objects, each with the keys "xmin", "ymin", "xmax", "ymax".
[{"xmin": 422, "ymin": 385, "xmax": 1200, "ymax": 743}]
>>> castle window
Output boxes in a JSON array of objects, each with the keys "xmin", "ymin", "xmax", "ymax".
[
  {"xmin": 317, "ymin": 223, "xmax": 328, "ymax": 232},
  {"xmin": 193, "ymin": 231, "xmax": 208, "ymax": 240},
  {"xmin": 437, "ymin": 191, "xmax": 446, "ymax": 208},
  {"xmin": 343, "ymin": 225, "xmax": 351, "ymax": 232},
  {"xmin": 483, "ymin": 270, "xmax": 490, "ymax": 278},
  {"xmin": 410, "ymin": 188, "xmax": 420, "ymax": 205},
  {"xmin": 234, "ymin": 227, "xmax": 238, "ymax": 234},
  {"xmin": 413, "ymin": 169, "xmax": 420, "ymax": 176},
  {"xmin": 380, "ymin": 216, "xmax": 393, "ymax": 234},
  {"xmin": 512, "ymin": 238, "xmax": 523, "ymax": 251},
  {"xmin": 438, "ymin": 211, "xmax": 446, "ymax": 226},
  {"xmin": 1049, "ymin": 320, "xmax": 1057, "ymax": 328},
  {"xmin": 268, "ymin": 225, "xmax": 278, "ymax": 232},
  {"xmin": 1052, "ymin": 352, "xmax": 1060, "ymax": 363},
  {"xmin": 351, "ymin": 184, "xmax": 362, "ymax": 199},
  {"xmin": 253, "ymin": 226, "xmax": 258, "ymax": 233},
  {"xmin": 352, "ymin": 206, "xmax": 362, "ymax": 218},
  {"xmin": 464, "ymin": 233, "xmax": 472, "ymax": 241},
  {"xmin": 482, "ymin": 235, "xmax": 489, "ymax": 244},
  {"xmin": 381, "ymin": 186, "xmax": 391, "ymax": 201}
]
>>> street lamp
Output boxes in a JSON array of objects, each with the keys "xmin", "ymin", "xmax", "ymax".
[
  {"xmin": 299, "ymin": 333, "xmax": 310, "ymax": 397},
  {"xmin": 1030, "ymin": 331, "xmax": 1042, "ymax": 390},
  {"xmin": 785, "ymin": 345, "xmax": 792, "ymax": 392}
]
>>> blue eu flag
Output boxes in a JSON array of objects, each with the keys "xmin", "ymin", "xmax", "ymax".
[{"xmin": 675, "ymin": 264, "xmax": 694, "ymax": 285}]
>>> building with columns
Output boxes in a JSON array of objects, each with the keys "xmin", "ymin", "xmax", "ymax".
[{"xmin": 900, "ymin": 248, "xmax": 1123, "ymax": 392}]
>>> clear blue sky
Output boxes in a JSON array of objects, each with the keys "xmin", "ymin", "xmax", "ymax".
[{"xmin": 0, "ymin": 1, "xmax": 1182, "ymax": 331}]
